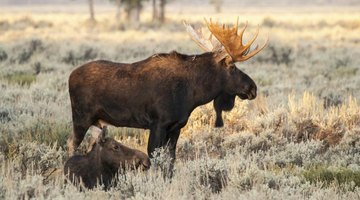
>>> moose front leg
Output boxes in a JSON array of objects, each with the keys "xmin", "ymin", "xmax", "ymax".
[
  {"xmin": 166, "ymin": 129, "xmax": 181, "ymax": 160},
  {"xmin": 214, "ymin": 108, "xmax": 224, "ymax": 127},
  {"xmin": 149, "ymin": 128, "xmax": 181, "ymax": 178},
  {"xmin": 67, "ymin": 122, "xmax": 91, "ymax": 156},
  {"xmin": 166, "ymin": 129, "xmax": 181, "ymax": 177},
  {"xmin": 147, "ymin": 121, "xmax": 183, "ymax": 178},
  {"xmin": 147, "ymin": 123, "xmax": 167, "ymax": 158}
]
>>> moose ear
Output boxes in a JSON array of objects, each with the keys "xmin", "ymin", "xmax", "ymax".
[
  {"xmin": 217, "ymin": 55, "xmax": 235, "ymax": 70},
  {"xmin": 97, "ymin": 126, "xmax": 108, "ymax": 145},
  {"xmin": 225, "ymin": 62, "xmax": 237, "ymax": 72}
]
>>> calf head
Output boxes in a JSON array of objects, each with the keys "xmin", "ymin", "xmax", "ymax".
[
  {"xmin": 64, "ymin": 127, "xmax": 150, "ymax": 190},
  {"xmin": 97, "ymin": 138, "xmax": 151, "ymax": 171},
  {"xmin": 95, "ymin": 127, "xmax": 150, "ymax": 171}
]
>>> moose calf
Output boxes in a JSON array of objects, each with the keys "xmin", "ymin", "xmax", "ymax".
[{"xmin": 64, "ymin": 127, "xmax": 150, "ymax": 189}]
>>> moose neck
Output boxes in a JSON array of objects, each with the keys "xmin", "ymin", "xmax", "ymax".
[
  {"xmin": 88, "ymin": 144, "xmax": 102, "ymax": 170},
  {"xmin": 189, "ymin": 52, "xmax": 226, "ymax": 107},
  {"xmin": 88, "ymin": 144, "xmax": 117, "ymax": 177}
]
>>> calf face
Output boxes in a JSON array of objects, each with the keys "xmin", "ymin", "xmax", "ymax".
[
  {"xmin": 97, "ymin": 137, "xmax": 151, "ymax": 170},
  {"xmin": 64, "ymin": 127, "xmax": 150, "ymax": 189}
]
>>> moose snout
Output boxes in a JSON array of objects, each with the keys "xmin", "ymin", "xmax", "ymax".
[
  {"xmin": 134, "ymin": 152, "xmax": 151, "ymax": 170},
  {"xmin": 141, "ymin": 157, "xmax": 151, "ymax": 170},
  {"xmin": 248, "ymin": 87, "xmax": 257, "ymax": 100}
]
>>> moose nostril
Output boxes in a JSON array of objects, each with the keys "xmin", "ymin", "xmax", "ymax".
[
  {"xmin": 134, "ymin": 152, "xmax": 151, "ymax": 170},
  {"xmin": 142, "ymin": 158, "xmax": 151, "ymax": 169},
  {"xmin": 250, "ymin": 88, "xmax": 257, "ymax": 98}
]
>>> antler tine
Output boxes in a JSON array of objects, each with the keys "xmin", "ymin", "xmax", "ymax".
[
  {"xmin": 184, "ymin": 20, "xmax": 223, "ymax": 52},
  {"xmin": 243, "ymin": 46, "xmax": 252, "ymax": 56},
  {"xmin": 242, "ymin": 25, "xmax": 260, "ymax": 53},
  {"xmin": 185, "ymin": 18, "xmax": 267, "ymax": 63},
  {"xmin": 205, "ymin": 18, "xmax": 212, "ymax": 26},
  {"xmin": 183, "ymin": 20, "xmax": 210, "ymax": 52},
  {"xmin": 234, "ymin": 17, "xmax": 239, "ymax": 34},
  {"xmin": 205, "ymin": 18, "xmax": 267, "ymax": 63},
  {"xmin": 238, "ymin": 21, "xmax": 248, "ymax": 44},
  {"xmin": 238, "ymin": 37, "xmax": 269, "ymax": 62}
]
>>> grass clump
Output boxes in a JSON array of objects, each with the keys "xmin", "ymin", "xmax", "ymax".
[
  {"xmin": 3, "ymin": 72, "xmax": 36, "ymax": 86},
  {"xmin": 303, "ymin": 166, "xmax": 360, "ymax": 189},
  {"xmin": 0, "ymin": 49, "xmax": 7, "ymax": 62}
]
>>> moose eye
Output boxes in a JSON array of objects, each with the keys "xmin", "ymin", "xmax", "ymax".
[{"xmin": 113, "ymin": 145, "xmax": 120, "ymax": 150}]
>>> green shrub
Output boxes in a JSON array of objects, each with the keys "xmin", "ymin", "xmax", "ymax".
[
  {"xmin": 4, "ymin": 72, "xmax": 36, "ymax": 86},
  {"xmin": 0, "ymin": 49, "xmax": 7, "ymax": 62},
  {"xmin": 303, "ymin": 166, "xmax": 360, "ymax": 189}
]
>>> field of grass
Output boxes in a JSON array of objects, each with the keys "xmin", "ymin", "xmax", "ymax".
[{"xmin": 0, "ymin": 6, "xmax": 360, "ymax": 199}]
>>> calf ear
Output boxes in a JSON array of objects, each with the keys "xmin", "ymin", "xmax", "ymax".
[{"xmin": 97, "ymin": 126, "xmax": 108, "ymax": 145}]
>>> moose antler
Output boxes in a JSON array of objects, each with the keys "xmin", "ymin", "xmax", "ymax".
[
  {"xmin": 183, "ymin": 21, "xmax": 223, "ymax": 52},
  {"xmin": 205, "ymin": 18, "xmax": 268, "ymax": 62}
]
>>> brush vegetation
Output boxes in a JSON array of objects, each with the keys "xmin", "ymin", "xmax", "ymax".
[{"xmin": 0, "ymin": 7, "xmax": 360, "ymax": 199}]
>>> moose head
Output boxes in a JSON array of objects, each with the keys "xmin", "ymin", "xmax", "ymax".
[
  {"xmin": 64, "ymin": 126, "xmax": 150, "ymax": 189},
  {"xmin": 184, "ymin": 19, "xmax": 268, "ymax": 127},
  {"xmin": 93, "ymin": 126, "xmax": 151, "ymax": 170},
  {"xmin": 184, "ymin": 18, "xmax": 267, "ymax": 101}
]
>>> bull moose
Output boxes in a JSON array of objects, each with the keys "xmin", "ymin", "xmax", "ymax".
[
  {"xmin": 64, "ymin": 127, "xmax": 150, "ymax": 189},
  {"xmin": 67, "ymin": 19, "xmax": 267, "ymax": 165}
]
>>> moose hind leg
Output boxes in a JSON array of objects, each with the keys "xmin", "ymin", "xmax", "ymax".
[{"xmin": 67, "ymin": 121, "xmax": 93, "ymax": 156}]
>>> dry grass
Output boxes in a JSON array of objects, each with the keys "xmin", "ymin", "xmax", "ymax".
[{"xmin": 0, "ymin": 7, "xmax": 360, "ymax": 199}]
